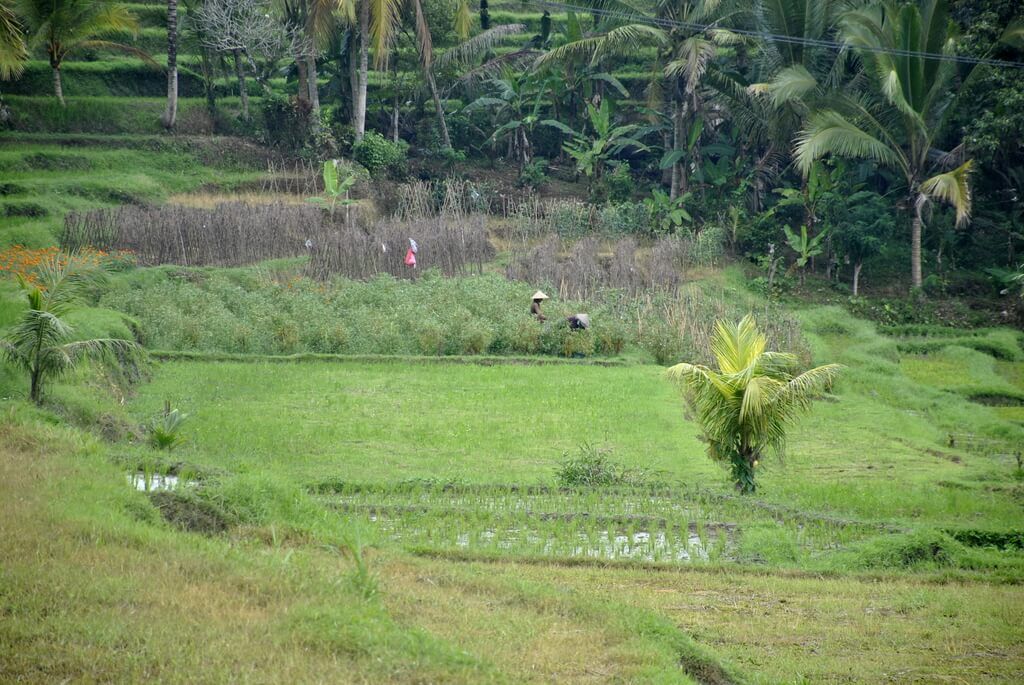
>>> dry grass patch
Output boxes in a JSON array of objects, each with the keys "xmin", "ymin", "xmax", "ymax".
[{"xmin": 484, "ymin": 562, "xmax": 1024, "ymax": 684}]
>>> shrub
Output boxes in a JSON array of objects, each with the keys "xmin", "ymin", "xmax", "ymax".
[
  {"xmin": 518, "ymin": 158, "xmax": 548, "ymax": 189},
  {"xmin": 604, "ymin": 162, "xmax": 636, "ymax": 203},
  {"xmin": 691, "ymin": 225, "xmax": 726, "ymax": 267},
  {"xmin": 594, "ymin": 319, "xmax": 629, "ymax": 355},
  {"xmin": 850, "ymin": 530, "xmax": 965, "ymax": 570},
  {"xmin": 509, "ymin": 318, "xmax": 542, "ymax": 354},
  {"xmin": 640, "ymin": 320, "xmax": 686, "ymax": 366},
  {"xmin": 352, "ymin": 131, "xmax": 408, "ymax": 178},
  {"xmin": 416, "ymin": 322, "xmax": 445, "ymax": 355},
  {"xmin": 555, "ymin": 442, "xmax": 663, "ymax": 487},
  {"xmin": 460, "ymin": 325, "xmax": 494, "ymax": 355},
  {"xmin": 561, "ymin": 328, "xmax": 595, "ymax": 357},
  {"xmin": 596, "ymin": 202, "xmax": 650, "ymax": 235}
]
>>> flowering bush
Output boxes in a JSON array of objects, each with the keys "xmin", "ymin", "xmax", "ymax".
[{"xmin": 0, "ymin": 246, "xmax": 134, "ymax": 288}]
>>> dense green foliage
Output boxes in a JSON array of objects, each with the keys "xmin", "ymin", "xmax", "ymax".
[{"xmin": 2, "ymin": 0, "xmax": 1021, "ymax": 297}]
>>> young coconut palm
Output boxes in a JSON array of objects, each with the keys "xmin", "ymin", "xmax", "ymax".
[
  {"xmin": 17, "ymin": 0, "xmax": 155, "ymax": 105},
  {"xmin": 666, "ymin": 315, "xmax": 841, "ymax": 493},
  {"xmin": 1, "ymin": 256, "xmax": 141, "ymax": 405}
]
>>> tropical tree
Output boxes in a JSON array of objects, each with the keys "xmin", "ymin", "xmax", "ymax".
[
  {"xmin": 16, "ymin": 0, "xmax": 153, "ymax": 105},
  {"xmin": 342, "ymin": 0, "xmax": 444, "ymax": 144},
  {"xmin": 666, "ymin": 315, "xmax": 841, "ymax": 493},
  {"xmin": 830, "ymin": 189, "xmax": 896, "ymax": 295},
  {"xmin": 551, "ymin": 99, "xmax": 648, "ymax": 187},
  {"xmin": 1, "ymin": 257, "xmax": 141, "ymax": 405},
  {"xmin": 161, "ymin": 0, "xmax": 179, "ymax": 129},
  {"xmin": 463, "ymin": 67, "xmax": 550, "ymax": 168},
  {"xmin": 0, "ymin": 1, "xmax": 27, "ymax": 80},
  {"xmin": 794, "ymin": 0, "xmax": 974, "ymax": 290}
]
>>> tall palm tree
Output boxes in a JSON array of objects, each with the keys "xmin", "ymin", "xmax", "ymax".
[
  {"xmin": 794, "ymin": 0, "xmax": 973, "ymax": 290},
  {"xmin": 0, "ymin": 1, "xmax": 27, "ymax": 80},
  {"xmin": 161, "ymin": 0, "xmax": 179, "ymax": 129},
  {"xmin": 1, "ymin": 257, "xmax": 140, "ymax": 405},
  {"xmin": 667, "ymin": 315, "xmax": 841, "ymax": 494},
  {"xmin": 340, "ymin": 0, "xmax": 440, "ymax": 142},
  {"xmin": 17, "ymin": 0, "xmax": 153, "ymax": 105}
]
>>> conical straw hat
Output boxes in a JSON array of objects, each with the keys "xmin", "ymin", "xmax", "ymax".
[{"xmin": 532, "ymin": 290, "xmax": 549, "ymax": 300}]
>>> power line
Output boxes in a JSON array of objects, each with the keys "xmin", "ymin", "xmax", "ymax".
[{"xmin": 526, "ymin": 0, "xmax": 1024, "ymax": 70}]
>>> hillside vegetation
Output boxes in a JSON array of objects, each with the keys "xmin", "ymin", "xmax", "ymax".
[{"xmin": 1, "ymin": 0, "xmax": 1023, "ymax": 681}]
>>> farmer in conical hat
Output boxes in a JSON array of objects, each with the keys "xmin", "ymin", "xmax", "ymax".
[{"xmin": 530, "ymin": 290, "xmax": 548, "ymax": 321}]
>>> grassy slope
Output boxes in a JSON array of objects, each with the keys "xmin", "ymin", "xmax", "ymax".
[
  {"xmin": 121, "ymin": 319, "xmax": 1023, "ymax": 531},
  {"xmin": 0, "ymin": 137, "xmax": 265, "ymax": 248},
  {"xmin": 2, "ymin": 401, "xmax": 1022, "ymax": 684},
  {"xmin": 0, "ymin": 413, "xmax": 740, "ymax": 685},
  {"xmin": 129, "ymin": 360, "xmax": 706, "ymax": 483}
]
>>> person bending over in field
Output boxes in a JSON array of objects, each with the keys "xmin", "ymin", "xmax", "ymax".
[
  {"xmin": 531, "ymin": 290, "xmax": 549, "ymax": 321},
  {"xmin": 567, "ymin": 313, "xmax": 590, "ymax": 330}
]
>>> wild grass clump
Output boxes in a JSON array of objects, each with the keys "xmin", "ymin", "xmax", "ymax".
[
  {"xmin": 555, "ymin": 442, "xmax": 666, "ymax": 488},
  {"xmin": 836, "ymin": 529, "xmax": 1024, "ymax": 575}
]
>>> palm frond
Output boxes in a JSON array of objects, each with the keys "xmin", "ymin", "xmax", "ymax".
[
  {"xmin": 438, "ymin": 24, "xmax": 526, "ymax": 70},
  {"xmin": 306, "ymin": 0, "xmax": 342, "ymax": 46},
  {"xmin": 774, "ymin": 363, "xmax": 843, "ymax": 414},
  {"xmin": 456, "ymin": 49, "xmax": 538, "ymax": 87},
  {"xmin": 535, "ymin": 23, "xmax": 665, "ymax": 70},
  {"xmin": 1001, "ymin": 19, "xmax": 1024, "ymax": 50},
  {"xmin": 4, "ymin": 309, "xmax": 73, "ymax": 357},
  {"xmin": 920, "ymin": 160, "xmax": 973, "ymax": 228},
  {"xmin": 748, "ymin": 64, "xmax": 817, "ymax": 108},
  {"xmin": 453, "ymin": 0, "xmax": 472, "ymax": 40},
  {"xmin": 410, "ymin": 0, "xmax": 433, "ymax": 70},
  {"xmin": 60, "ymin": 337, "xmax": 141, "ymax": 364},
  {"xmin": 664, "ymin": 35, "xmax": 715, "ymax": 90},
  {"xmin": 0, "ymin": 1, "xmax": 27, "ymax": 80},
  {"xmin": 369, "ymin": 0, "xmax": 403, "ymax": 68},
  {"xmin": 794, "ymin": 110, "xmax": 903, "ymax": 176},
  {"xmin": 80, "ymin": 39, "xmax": 159, "ymax": 67}
]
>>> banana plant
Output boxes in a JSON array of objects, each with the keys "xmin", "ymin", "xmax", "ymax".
[
  {"xmin": 643, "ymin": 188, "xmax": 692, "ymax": 234},
  {"xmin": 548, "ymin": 99, "xmax": 648, "ymax": 186},
  {"xmin": 783, "ymin": 224, "xmax": 827, "ymax": 285},
  {"xmin": 307, "ymin": 159, "xmax": 358, "ymax": 220}
]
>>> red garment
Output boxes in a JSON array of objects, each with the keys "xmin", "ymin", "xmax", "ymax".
[{"xmin": 404, "ymin": 248, "xmax": 417, "ymax": 267}]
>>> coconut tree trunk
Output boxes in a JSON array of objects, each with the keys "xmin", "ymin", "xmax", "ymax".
[
  {"xmin": 390, "ymin": 80, "xmax": 400, "ymax": 142},
  {"xmin": 295, "ymin": 49, "xmax": 308, "ymax": 103},
  {"xmin": 162, "ymin": 0, "xmax": 179, "ymax": 129},
  {"xmin": 354, "ymin": 0, "xmax": 369, "ymax": 140},
  {"xmin": 670, "ymin": 98, "xmax": 681, "ymax": 200},
  {"xmin": 852, "ymin": 261, "xmax": 863, "ymax": 296},
  {"xmin": 234, "ymin": 49, "xmax": 249, "ymax": 120},
  {"xmin": 911, "ymin": 191, "xmax": 924, "ymax": 289},
  {"xmin": 349, "ymin": 33, "xmax": 359, "ymax": 119},
  {"xmin": 29, "ymin": 363, "xmax": 42, "ymax": 404},
  {"xmin": 52, "ymin": 65, "xmax": 65, "ymax": 106},
  {"xmin": 425, "ymin": 70, "xmax": 451, "ymax": 150},
  {"xmin": 199, "ymin": 47, "xmax": 217, "ymax": 121},
  {"xmin": 306, "ymin": 52, "xmax": 320, "ymax": 113}
]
